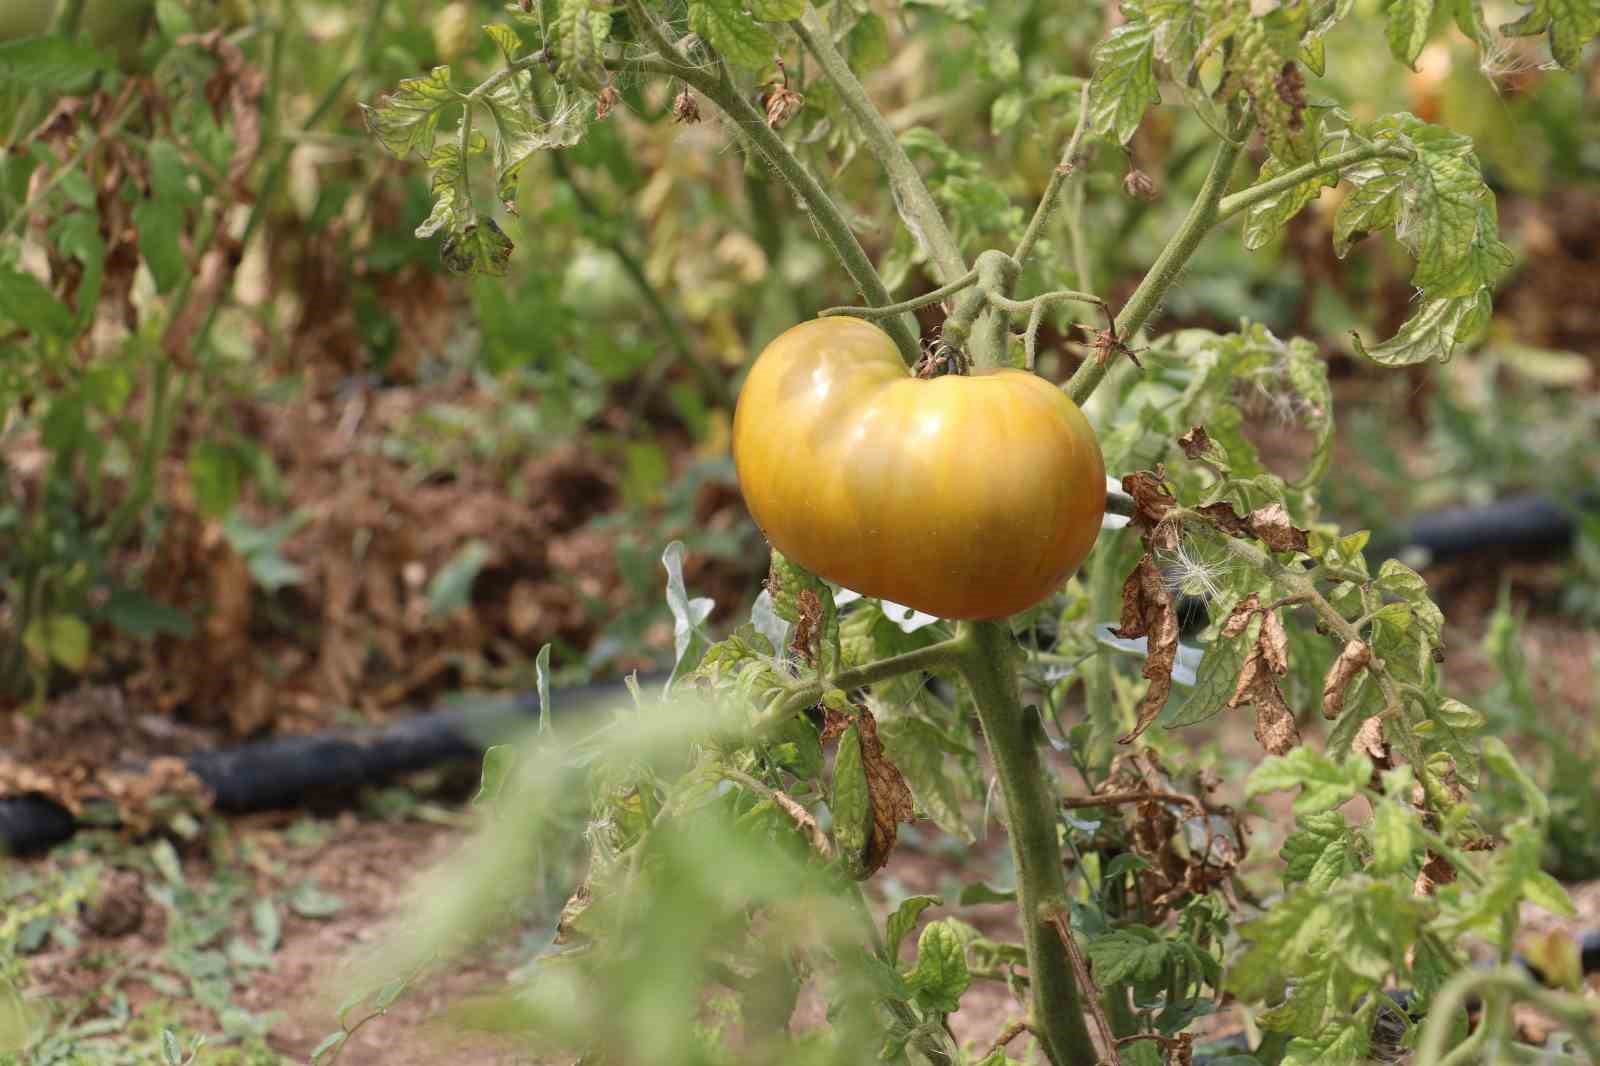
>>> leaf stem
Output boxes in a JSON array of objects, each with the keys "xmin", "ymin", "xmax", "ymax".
[
  {"xmin": 1065, "ymin": 112, "xmax": 1252, "ymax": 406},
  {"xmin": 758, "ymin": 634, "xmax": 968, "ymax": 731},
  {"xmin": 1213, "ymin": 142, "xmax": 1415, "ymax": 225},
  {"xmin": 956, "ymin": 620, "xmax": 1096, "ymax": 1066},
  {"xmin": 790, "ymin": 7, "xmax": 967, "ymax": 285},
  {"xmin": 820, "ymin": 267, "xmax": 979, "ymax": 319},
  {"xmin": 1013, "ymin": 83, "xmax": 1092, "ymax": 267}
]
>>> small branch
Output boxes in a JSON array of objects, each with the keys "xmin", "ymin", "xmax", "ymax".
[
  {"xmin": 721, "ymin": 769, "xmax": 834, "ymax": 858},
  {"xmin": 1213, "ymin": 142, "xmax": 1415, "ymax": 225},
  {"xmin": 986, "ymin": 1019, "xmax": 1038, "ymax": 1057},
  {"xmin": 1061, "ymin": 789, "xmax": 1204, "ymax": 815},
  {"xmin": 1414, "ymin": 969, "xmax": 1600, "ymax": 1066},
  {"xmin": 756, "ymin": 635, "xmax": 969, "ymax": 733},
  {"xmin": 989, "ymin": 290, "xmax": 1109, "ymax": 371},
  {"xmin": 791, "ymin": 7, "xmax": 967, "ymax": 285},
  {"xmin": 1013, "ymin": 82, "xmax": 1093, "ymax": 266},
  {"xmin": 1065, "ymin": 111, "xmax": 1254, "ymax": 407},
  {"xmin": 941, "ymin": 250, "xmax": 1020, "ymax": 368},
  {"xmin": 820, "ymin": 268, "xmax": 979, "ymax": 319},
  {"xmin": 1044, "ymin": 908, "xmax": 1117, "ymax": 1065}
]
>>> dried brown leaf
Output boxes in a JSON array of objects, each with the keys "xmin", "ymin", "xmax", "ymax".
[
  {"xmin": 1353, "ymin": 714, "xmax": 1391, "ymax": 769},
  {"xmin": 1258, "ymin": 608, "xmax": 1289, "ymax": 675},
  {"xmin": 1115, "ymin": 556, "xmax": 1180, "ymax": 745},
  {"xmin": 1247, "ymin": 503, "xmax": 1310, "ymax": 553},
  {"xmin": 1195, "ymin": 501, "xmax": 1251, "ymax": 537},
  {"xmin": 1322, "ymin": 639, "xmax": 1372, "ymax": 720},
  {"xmin": 1228, "ymin": 614, "xmax": 1301, "ymax": 756},
  {"xmin": 1221, "ymin": 594, "xmax": 1262, "ymax": 638},
  {"xmin": 855, "ymin": 711, "xmax": 914, "ymax": 876},
  {"xmin": 1177, "ymin": 426, "xmax": 1212, "ymax": 459},
  {"xmin": 1120, "ymin": 471, "xmax": 1176, "ymax": 528},
  {"xmin": 1251, "ymin": 684, "xmax": 1300, "ymax": 756}
]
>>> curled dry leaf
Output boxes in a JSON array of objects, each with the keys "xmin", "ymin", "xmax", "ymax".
[
  {"xmin": 1177, "ymin": 425, "xmax": 1214, "ymax": 460},
  {"xmin": 1413, "ymin": 851, "xmax": 1457, "ymax": 897},
  {"xmin": 1113, "ymin": 555, "xmax": 1181, "ymax": 745},
  {"xmin": 855, "ymin": 711, "xmax": 914, "ymax": 877},
  {"xmin": 790, "ymin": 587, "xmax": 823, "ymax": 665},
  {"xmin": 1221, "ymin": 594, "xmax": 1262, "ymax": 638},
  {"xmin": 1194, "ymin": 501, "xmax": 1251, "ymax": 538},
  {"xmin": 1119, "ymin": 471, "xmax": 1177, "ymax": 529},
  {"xmin": 1353, "ymin": 714, "xmax": 1392, "ymax": 770},
  {"xmin": 1322, "ymin": 639, "xmax": 1373, "ymax": 719},
  {"xmin": 1227, "ymin": 607, "xmax": 1301, "ymax": 756},
  {"xmin": 1247, "ymin": 503, "xmax": 1310, "ymax": 553},
  {"xmin": 764, "ymin": 85, "xmax": 805, "ymax": 128}
]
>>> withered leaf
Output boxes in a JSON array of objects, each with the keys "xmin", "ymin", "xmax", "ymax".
[
  {"xmin": 1221, "ymin": 594, "xmax": 1262, "ymax": 638},
  {"xmin": 1195, "ymin": 501, "xmax": 1251, "ymax": 538},
  {"xmin": 1247, "ymin": 503, "xmax": 1310, "ymax": 554},
  {"xmin": 1228, "ymin": 614, "xmax": 1301, "ymax": 756},
  {"xmin": 1178, "ymin": 425, "xmax": 1213, "ymax": 460},
  {"xmin": 1114, "ymin": 555, "xmax": 1181, "ymax": 745},
  {"xmin": 855, "ymin": 711, "xmax": 914, "ymax": 877},
  {"xmin": 1120, "ymin": 471, "xmax": 1176, "ymax": 528},
  {"xmin": 1413, "ymin": 851, "xmax": 1457, "ymax": 897},
  {"xmin": 1353, "ymin": 714, "xmax": 1391, "ymax": 769},
  {"xmin": 1322, "ymin": 639, "xmax": 1372, "ymax": 720},
  {"xmin": 790, "ymin": 587, "xmax": 822, "ymax": 665}
]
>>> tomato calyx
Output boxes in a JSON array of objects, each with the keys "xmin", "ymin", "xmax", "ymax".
[{"xmin": 913, "ymin": 342, "xmax": 969, "ymax": 379}]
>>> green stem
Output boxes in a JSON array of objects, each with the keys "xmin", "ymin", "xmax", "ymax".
[
  {"xmin": 1065, "ymin": 114, "xmax": 1252, "ymax": 407},
  {"xmin": 943, "ymin": 249, "xmax": 1019, "ymax": 368},
  {"xmin": 619, "ymin": 0, "xmax": 921, "ymax": 364},
  {"xmin": 758, "ymin": 635, "xmax": 968, "ymax": 731},
  {"xmin": 1414, "ymin": 969, "xmax": 1600, "ymax": 1066},
  {"xmin": 820, "ymin": 267, "xmax": 978, "ymax": 319},
  {"xmin": 1013, "ymin": 83, "xmax": 1092, "ymax": 267},
  {"xmin": 1213, "ymin": 142, "xmax": 1414, "ymax": 225},
  {"xmin": 791, "ymin": 7, "xmax": 966, "ymax": 286},
  {"xmin": 956, "ymin": 620, "xmax": 1095, "ymax": 1066}
]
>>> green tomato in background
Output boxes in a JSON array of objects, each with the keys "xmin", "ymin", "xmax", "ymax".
[
  {"xmin": 0, "ymin": 0, "xmax": 156, "ymax": 67},
  {"xmin": 561, "ymin": 247, "xmax": 639, "ymax": 320}
]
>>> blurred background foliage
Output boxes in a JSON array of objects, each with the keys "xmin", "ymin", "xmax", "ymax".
[{"xmin": 0, "ymin": 0, "xmax": 1594, "ymax": 731}]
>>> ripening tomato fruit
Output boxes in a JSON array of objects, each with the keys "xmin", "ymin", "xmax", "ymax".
[{"xmin": 733, "ymin": 316, "xmax": 1106, "ymax": 620}]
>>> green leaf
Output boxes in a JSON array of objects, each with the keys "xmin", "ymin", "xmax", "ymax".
[
  {"xmin": 749, "ymin": 0, "xmax": 806, "ymax": 18},
  {"xmin": 1333, "ymin": 157, "xmax": 1407, "ymax": 257},
  {"xmin": 1523, "ymin": 869, "xmax": 1577, "ymax": 918},
  {"xmin": 22, "ymin": 613, "xmax": 90, "ymax": 671},
  {"xmin": 473, "ymin": 745, "xmax": 516, "ymax": 807},
  {"xmin": 1481, "ymin": 736, "xmax": 1548, "ymax": 822},
  {"xmin": 1281, "ymin": 1019, "xmax": 1370, "ymax": 1066},
  {"xmin": 162, "ymin": 1029, "xmax": 184, "ymax": 1066},
  {"xmin": 689, "ymin": 0, "xmax": 778, "ymax": 68},
  {"xmin": 309, "ymin": 1032, "xmax": 347, "ymax": 1063},
  {"xmin": 287, "ymin": 879, "xmax": 346, "ymax": 919},
  {"xmin": 905, "ymin": 919, "xmax": 970, "ymax": 1014},
  {"xmin": 0, "ymin": 266, "xmax": 74, "ymax": 339},
  {"xmin": 1247, "ymin": 749, "xmax": 1372, "ymax": 814},
  {"xmin": 1382, "ymin": 0, "xmax": 1437, "ymax": 67},
  {"xmin": 534, "ymin": 643, "xmax": 552, "ymax": 735},
  {"xmin": 1168, "ymin": 622, "xmax": 1252, "ymax": 728},
  {"xmin": 480, "ymin": 74, "xmax": 589, "ymax": 213},
  {"xmin": 0, "ymin": 35, "xmax": 115, "ymax": 91},
  {"xmin": 103, "ymin": 588, "xmax": 193, "ymax": 639},
  {"xmin": 188, "ymin": 439, "xmax": 248, "ymax": 518},
  {"xmin": 876, "ymin": 716, "xmax": 975, "ymax": 843},
  {"xmin": 847, "ymin": 11, "xmax": 890, "ymax": 69},
  {"xmin": 663, "ymin": 540, "xmax": 715, "ymax": 683},
  {"xmin": 361, "ymin": 67, "xmax": 458, "ymax": 159},
  {"xmin": 1403, "ymin": 151, "xmax": 1496, "ymax": 296},
  {"xmin": 1086, "ymin": 926, "xmax": 1169, "ymax": 986},
  {"xmin": 484, "ymin": 23, "xmax": 524, "ymax": 62},
  {"xmin": 133, "ymin": 198, "xmax": 186, "ymax": 293},
  {"xmin": 1243, "ymin": 155, "xmax": 1337, "ymax": 251},
  {"xmin": 1369, "ymin": 801, "xmax": 1415, "ymax": 875},
  {"xmin": 442, "ymin": 217, "xmax": 514, "ymax": 277},
  {"xmin": 427, "ymin": 539, "xmax": 492, "ymax": 615},
  {"xmin": 1500, "ymin": 0, "xmax": 1600, "ymax": 69},
  {"xmin": 832, "ymin": 724, "xmax": 871, "ymax": 874},
  {"xmin": 1352, "ymin": 290, "xmax": 1491, "ymax": 366},
  {"xmin": 1087, "ymin": 16, "xmax": 1159, "ymax": 144},
  {"xmin": 1281, "ymin": 811, "xmax": 1352, "ymax": 887},
  {"xmin": 885, "ymin": 894, "xmax": 941, "ymax": 960}
]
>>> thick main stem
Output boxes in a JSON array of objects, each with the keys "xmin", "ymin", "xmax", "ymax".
[{"xmin": 957, "ymin": 621, "xmax": 1095, "ymax": 1066}]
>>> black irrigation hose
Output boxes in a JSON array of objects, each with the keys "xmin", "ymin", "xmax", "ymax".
[{"xmin": 0, "ymin": 678, "xmax": 663, "ymax": 856}]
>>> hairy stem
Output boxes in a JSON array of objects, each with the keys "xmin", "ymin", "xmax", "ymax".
[
  {"xmin": 758, "ymin": 635, "xmax": 969, "ymax": 731},
  {"xmin": 1065, "ymin": 113, "xmax": 1253, "ymax": 406},
  {"xmin": 821, "ymin": 267, "xmax": 978, "ymax": 319},
  {"xmin": 957, "ymin": 621, "xmax": 1095, "ymax": 1066},
  {"xmin": 619, "ymin": 0, "xmax": 921, "ymax": 363},
  {"xmin": 1014, "ymin": 83, "xmax": 1093, "ymax": 267},
  {"xmin": 1213, "ymin": 142, "xmax": 1414, "ymax": 224},
  {"xmin": 791, "ymin": 7, "xmax": 967, "ymax": 285}
]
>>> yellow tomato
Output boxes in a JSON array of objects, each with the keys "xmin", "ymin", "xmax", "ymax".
[{"xmin": 733, "ymin": 317, "xmax": 1106, "ymax": 620}]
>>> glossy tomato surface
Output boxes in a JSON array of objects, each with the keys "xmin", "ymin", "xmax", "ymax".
[{"xmin": 733, "ymin": 317, "xmax": 1106, "ymax": 619}]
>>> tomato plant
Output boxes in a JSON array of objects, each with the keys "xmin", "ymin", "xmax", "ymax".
[
  {"xmin": 734, "ymin": 316, "xmax": 1105, "ymax": 619},
  {"xmin": 345, "ymin": 2, "xmax": 1600, "ymax": 1063}
]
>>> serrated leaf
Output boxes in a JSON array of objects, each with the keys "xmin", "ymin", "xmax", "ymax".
[
  {"xmin": 1243, "ymin": 155, "xmax": 1336, "ymax": 251},
  {"xmin": 885, "ymin": 895, "xmax": 941, "ymax": 960},
  {"xmin": 1352, "ymin": 290, "xmax": 1490, "ymax": 366},
  {"xmin": 1281, "ymin": 1020, "xmax": 1370, "ymax": 1066},
  {"xmin": 1247, "ymin": 748, "xmax": 1371, "ymax": 814},
  {"xmin": 1088, "ymin": 16, "xmax": 1159, "ymax": 144},
  {"xmin": 362, "ymin": 67, "xmax": 457, "ymax": 159},
  {"xmin": 485, "ymin": 23, "xmax": 523, "ymax": 62},
  {"xmin": 1086, "ymin": 927, "xmax": 1169, "ymax": 985},
  {"xmin": 905, "ymin": 919, "xmax": 970, "ymax": 1014},
  {"xmin": 481, "ymin": 75, "xmax": 589, "ymax": 213},
  {"xmin": 1383, "ymin": 0, "xmax": 1437, "ymax": 67},
  {"xmin": 1500, "ymin": 0, "xmax": 1600, "ymax": 69},
  {"xmin": 690, "ymin": 0, "xmax": 779, "ymax": 68},
  {"xmin": 1369, "ymin": 801, "xmax": 1414, "ymax": 875},
  {"xmin": 1281, "ymin": 811, "xmax": 1350, "ymax": 886}
]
